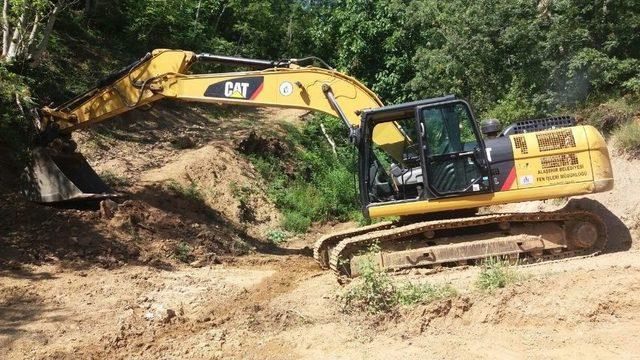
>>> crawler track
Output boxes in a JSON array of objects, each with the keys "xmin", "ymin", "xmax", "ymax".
[{"xmin": 313, "ymin": 210, "xmax": 606, "ymax": 279}]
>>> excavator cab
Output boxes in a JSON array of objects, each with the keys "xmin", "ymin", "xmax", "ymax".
[{"xmin": 359, "ymin": 96, "xmax": 491, "ymax": 210}]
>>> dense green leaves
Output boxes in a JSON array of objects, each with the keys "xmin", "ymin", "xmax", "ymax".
[{"xmin": 11, "ymin": 0, "xmax": 640, "ymax": 121}]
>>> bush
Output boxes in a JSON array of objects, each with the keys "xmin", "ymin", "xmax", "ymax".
[
  {"xmin": 612, "ymin": 121, "xmax": 640, "ymax": 155},
  {"xmin": 0, "ymin": 64, "xmax": 31, "ymax": 161},
  {"xmin": 281, "ymin": 212, "xmax": 312, "ymax": 233},
  {"xmin": 475, "ymin": 257, "xmax": 521, "ymax": 292},
  {"xmin": 247, "ymin": 115, "xmax": 361, "ymax": 233},
  {"xmin": 581, "ymin": 98, "xmax": 639, "ymax": 134},
  {"xmin": 342, "ymin": 249, "xmax": 397, "ymax": 313}
]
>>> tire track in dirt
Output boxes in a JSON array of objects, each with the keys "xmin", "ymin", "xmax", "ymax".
[{"xmin": 96, "ymin": 255, "xmax": 321, "ymax": 359}]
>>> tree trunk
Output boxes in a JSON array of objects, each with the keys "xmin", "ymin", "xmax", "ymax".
[
  {"xmin": 25, "ymin": 12, "xmax": 41, "ymax": 55},
  {"xmin": 2, "ymin": 0, "xmax": 9, "ymax": 56},
  {"xmin": 6, "ymin": 10, "xmax": 27, "ymax": 60},
  {"xmin": 30, "ymin": 3, "xmax": 61, "ymax": 62}
]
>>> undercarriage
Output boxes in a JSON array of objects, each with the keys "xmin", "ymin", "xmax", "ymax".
[{"xmin": 313, "ymin": 204, "xmax": 606, "ymax": 279}]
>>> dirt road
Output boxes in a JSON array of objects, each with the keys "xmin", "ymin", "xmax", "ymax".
[{"xmin": 2, "ymin": 247, "xmax": 639, "ymax": 359}]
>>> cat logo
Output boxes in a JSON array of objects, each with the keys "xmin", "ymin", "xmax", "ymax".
[
  {"xmin": 225, "ymin": 82, "xmax": 250, "ymax": 98},
  {"xmin": 204, "ymin": 76, "xmax": 264, "ymax": 100}
]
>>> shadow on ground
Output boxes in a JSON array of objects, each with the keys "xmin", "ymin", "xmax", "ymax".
[{"xmin": 566, "ymin": 197, "xmax": 632, "ymax": 253}]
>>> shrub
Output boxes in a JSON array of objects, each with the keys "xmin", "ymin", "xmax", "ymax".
[
  {"xmin": 265, "ymin": 229, "xmax": 289, "ymax": 245},
  {"xmin": 581, "ymin": 98, "xmax": 639, "ymax": 134},
  {"xmin": 475, "ymin": 257, "xmax": 521, "ymax": 292},
  {"xmin": 281, "ymin": 212, "xmax": 312, "ymax": 233},
  {"xmin": 246, "ymin": 115, "xmax": 361, "ymax": 233},
  {"xmin": 342, "ymin": 249, "xmax": 397, "ymax": 313}
]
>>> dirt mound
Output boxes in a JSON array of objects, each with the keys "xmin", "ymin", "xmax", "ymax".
[
  {"xmin": 0, "ymin": 189, "xmax": 258, "ymax": 271},
  {"xmin": 141, "ymin": 142, "xmax": 281, "ymax": 239},
  {"xmin": 393, "ymin": 266, "xmax": 640, "ymax": 336}
]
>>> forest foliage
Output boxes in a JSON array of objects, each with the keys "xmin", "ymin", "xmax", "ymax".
[{"xmin": 2, "ymin": 0, "xmax": 638, "ymax": 117}]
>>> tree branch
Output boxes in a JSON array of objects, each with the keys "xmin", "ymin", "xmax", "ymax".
[{"xmin": 320, "ymin": 123, "xmax": 337, "ymax": 157}]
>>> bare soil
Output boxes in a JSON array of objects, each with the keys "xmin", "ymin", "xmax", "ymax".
[{"xmin": 1, "ymin": 106, "xmax": 639, "ymax": 359}]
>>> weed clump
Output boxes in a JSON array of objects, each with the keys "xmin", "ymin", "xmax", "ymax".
[
  {"xmin": 265, "ymin": 229, "xmax": 289, "ymax": 245},
  {"xmin": 173, "ymin": 242, "xmax": 192, "ymax": 262},
  {"xmin": 342, "ymin": 245, "xmax": 457, "ymax": 313},
  {"xmin": 168, "ymin": 180, "xmax": 203, "ymax": 202},
  {"xmin": 612, "ymin": 121, "xmax": 640, "ymax": 155},
  {"xmin": 475, "ymin": 257, "xmax": 522, "ymax": 292}
]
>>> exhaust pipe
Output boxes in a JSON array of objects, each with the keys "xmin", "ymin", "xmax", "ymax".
[{"xmin": 22, "ymin": 147, "xmax": 117, "ymax": 203}]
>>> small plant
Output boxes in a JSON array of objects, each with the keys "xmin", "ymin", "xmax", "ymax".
[
  {"xmin": 342, "ymin": 247, "xmax": 397, "ymax": 313},
  {"xmin": 100, "ymin": 170, "xmax": 130, "ymax": 188},
  {"xmin": 612, "ymin": 120, "xmax": 640, "ymax": 155},
  {"xmin": 229, "ymin": 182, "xmax": 256, "ymax": 221},
  {"xmin": 394, "ymin": 282, "xmax": 458, "ymax": 306},
  {"xmin": 342, "ymin": 244, "xmax": 457, "ymax": 313},
  {"xmin": 168, "ymin": 180, "xmax": 203, "ymax": 202},
  {"xmin": 475, "ymin": 257, "xmax": 521, "ymax": 292},
  {"xmin": 265, "ymin": 229, "xmax": 289, "ymax": 244},
  {"xmin": 173, "ymin": 242, "xmax": 193, "ymax": 262}
]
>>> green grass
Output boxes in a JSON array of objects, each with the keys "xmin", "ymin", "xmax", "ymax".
[
  {"xmin": 168, "ymin": 180, "xmax": 204, "ymax": 202},
  {"xmin": 612, "ymin": 121, "xmax": 640, "ymax": 155},
  {"xmin": 475, "ymin": 257, "xmax": 523, "ymax": 292},
  {"xmin": 342, "ymin": 245, "xmax": 458, "ymax": 313}
]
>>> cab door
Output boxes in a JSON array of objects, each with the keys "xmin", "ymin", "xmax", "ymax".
[{"xmin": 416, "ymin": 100, "xmax": 492, "ymax": 197}]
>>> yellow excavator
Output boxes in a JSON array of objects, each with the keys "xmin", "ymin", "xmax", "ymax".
[{"xmin": 25, "ymin": 49, "xmax": 614, "ymax": 277}]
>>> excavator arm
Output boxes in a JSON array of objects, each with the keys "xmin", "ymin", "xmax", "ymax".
[
  {"xmin": 28, "ymin": 49, "xmax": 407, "ymax": 202},
  {"xmin": 41, "ymin": 49, "xmax": 405, "ymax": 156}
]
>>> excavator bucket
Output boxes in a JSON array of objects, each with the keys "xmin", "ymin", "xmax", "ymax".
[{"xmin": 22, "ymin": 147, "xmax": 116, "ymax": 203}]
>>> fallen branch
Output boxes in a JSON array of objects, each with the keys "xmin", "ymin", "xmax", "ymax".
[{"xmin": 320, "ymin": 123, "xmax": 337, "ymax": 157}]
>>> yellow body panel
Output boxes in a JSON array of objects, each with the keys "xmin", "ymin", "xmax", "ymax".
[
  {"xmin": 368, "ymin": 125, "xmax": 614, "ymax": 218},
  {"xmin": 510, "ymin": 126, "xmax": 593, "ymax": 189},
  {"xmin": 368, "ymin": 181, "xmax": 601, "ymax": 218}
]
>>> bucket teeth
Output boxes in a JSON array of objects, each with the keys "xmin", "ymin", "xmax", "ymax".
[{"xmin": 22, "ymin": 147, "xmax": 117, "ymax": 203}]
